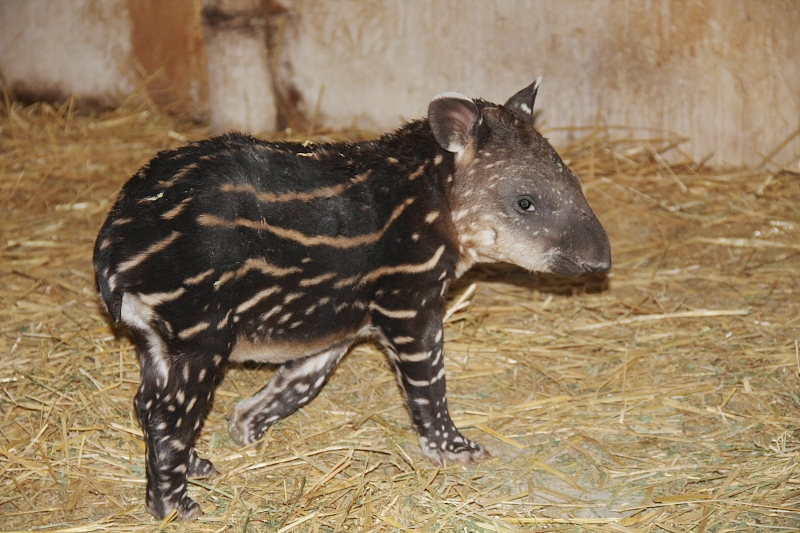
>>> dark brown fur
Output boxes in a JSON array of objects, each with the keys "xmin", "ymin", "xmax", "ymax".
[{"xmin": 94, "ymin": 81, "xmax": 611, "ymax": 519}]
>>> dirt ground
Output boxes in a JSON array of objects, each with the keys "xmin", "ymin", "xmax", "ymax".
[{"xmin": 1, "ymin": 100, "xmax": 799, "ymax": 532}]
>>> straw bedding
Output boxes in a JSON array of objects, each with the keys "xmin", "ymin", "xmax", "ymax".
[{"xmin": 1, "ymin": 97, "xmax": 798, "ymax": 532}]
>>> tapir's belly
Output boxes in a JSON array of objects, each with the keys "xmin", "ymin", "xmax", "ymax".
[{"xmin": 229, "ymin": 322, "xmax": 370, "ymax": 364}]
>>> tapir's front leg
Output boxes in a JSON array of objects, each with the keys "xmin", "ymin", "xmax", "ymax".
[{"xmin": 374, "ymin": 305, "xmax": 489, "ymax": 465}]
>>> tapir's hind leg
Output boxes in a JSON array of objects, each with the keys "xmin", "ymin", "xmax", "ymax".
[
  {"xmin": 129, "ymin": 327, "xmax": 223, "ymax": 520},
  {"xmin": 187, "ymin": 448, "xmax": 219, "ymax": 479},
  {"xmin": 228, "ymin": 344, "xmax": 349, "ymax": 446}
]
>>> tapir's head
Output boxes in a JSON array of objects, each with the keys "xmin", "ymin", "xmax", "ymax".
[{"xmin": 429, "ymin": 79, "xmax": 612, "ymax": 277}]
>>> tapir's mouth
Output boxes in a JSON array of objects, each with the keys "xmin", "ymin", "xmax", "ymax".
[{"xmin": 550, "ymin": 254, "xmax": 611, "ymax": 276}]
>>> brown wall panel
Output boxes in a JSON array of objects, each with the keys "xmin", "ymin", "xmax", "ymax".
[{"xmin": 127, "ymin": 0, "xmax": 208, "ymax": 118}]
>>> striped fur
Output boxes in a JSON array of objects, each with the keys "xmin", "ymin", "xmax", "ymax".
[{"xmin": 94, "ymin": 82, "xmax": 610, "ymax": 520}]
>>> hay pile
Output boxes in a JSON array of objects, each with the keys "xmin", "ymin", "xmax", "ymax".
[{"xmin": 1, "ymin": 97, "xmax": 798, "ymax": 532}]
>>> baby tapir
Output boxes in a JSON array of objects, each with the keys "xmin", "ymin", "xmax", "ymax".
[{"xmin": 94, "ymin": 79, "xmax": 611, "ymax": 520}]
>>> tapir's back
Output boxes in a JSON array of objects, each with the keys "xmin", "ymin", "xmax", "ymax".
[{"xmin": 94, "ymin": 130, "xmax": 459, "ymax": 342}]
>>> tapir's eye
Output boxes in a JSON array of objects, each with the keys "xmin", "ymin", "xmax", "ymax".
[{"xmin": 515, "ymin": 196, "xmax": 536, "ymax": 213}]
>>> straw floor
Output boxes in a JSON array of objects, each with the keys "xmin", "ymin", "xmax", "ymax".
[{"xmin": 1, "ymin": 98, "xmax": 799, "ymax": 533}]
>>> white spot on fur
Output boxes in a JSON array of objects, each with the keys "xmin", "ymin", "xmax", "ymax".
[
  {"xmin": 473, "ymin": 228, "xmax": 497, "ymax": 246},
  {"xmin": 236, "ymin": 286, "xmax": 281, "ymax": 315},
  {"xmin": 217, "ymin": 309, "xmax": 232, "ymax": 330},
  {"xmin": 405, "ymin": 376, "xmax": 430, "ymax": 387},
  {"xmin": 283, "ymin": 292, "xmax": 303, "ymax": 304},
  {"xmin": 138, "ymin": 287, "xmax": 186, "ymax": 307},
  {"xmin": 369, "ymin": 302, "xmax": 417, "ymax": 319},
  {"xmin": 452, "ymin": 208, "xmax": 470, "ymax": 221},
  {"xmin": 117, "ymin": 231, "xmax": 181, "ymax": 273},
  {"xmin": 119, "ymin": 294, "xmax": 170, "ymax": 383},
  {"xmin": 399, "ymin": 351, "xmax": 431, "ymax": 362},
  {"xmin": 178, "ymin": 321, "xmax": 210, "ymax": 340}
]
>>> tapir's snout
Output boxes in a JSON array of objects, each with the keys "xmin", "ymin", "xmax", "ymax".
[
  {"xmin": 553, "ymin": 205, "xmax": 612, "ymax": 276},
  {"xmin": 580, "ymin": 211, "xmax": 612, "ymax": 273}
]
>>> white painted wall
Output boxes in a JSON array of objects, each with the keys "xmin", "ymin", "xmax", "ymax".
[
  {"xmin": 0, "ymin": 0, "xmax": 133, "ymax": 106},
  {"xmin": 275, "ymin": 0, "xmax": 800, "ymax": 168},
  {"xmin": 1, "ymin": 0, "xmax": 797, "ymax": 168},
  {"xmin": 204, "ymin": 0, "xmax": 277, "ymax": 133}
]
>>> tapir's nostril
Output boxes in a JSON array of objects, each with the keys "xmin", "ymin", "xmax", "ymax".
[{"xmin": 581, "ymin": 258, "xmax": 612, "ymax": 273}]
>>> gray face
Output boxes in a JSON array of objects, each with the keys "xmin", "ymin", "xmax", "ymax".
[{"xmin": 429, "ymin": 82, "xmax": 611, "ymax": 277}]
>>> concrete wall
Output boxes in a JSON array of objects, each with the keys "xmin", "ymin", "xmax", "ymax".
[
  {"xmin": 203, "ymin": 0, "xmax": 277, "ymax": 133},
  {"xmin": 1, "ymin": 0, "xmax": 798, "ymax": 168},
  {"xmin": 275, "ymin": 0, "xmax": 800, "ymax": 168},
  {"xmin": 0, "ymin": 0, "xmax": 133, "ymax": 108}
]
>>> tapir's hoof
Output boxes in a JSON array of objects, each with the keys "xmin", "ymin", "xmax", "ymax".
[{"xmin": 419, "ymin": 435, "xmax": 491, "ymax": 466}]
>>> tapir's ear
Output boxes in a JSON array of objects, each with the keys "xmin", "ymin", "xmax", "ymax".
[
  {"xmin": 503, "ymin": 76, "xmax": 542, "ymax": 125},
  {"xmin": 428, "ymin": 92, "xmax": 480, "ymax": 154}
]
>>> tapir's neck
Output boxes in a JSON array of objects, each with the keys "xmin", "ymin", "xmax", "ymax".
[
  {"xmin": 370, "ymin": 119, "xmax": 459, "ymax": 197},
  {"xmin": 376, "ymin": 120, "xmax": 451, "ymax": 162},
  {"xmin": 377, "ymin": 121, "xmax": 480, "ymax": 277}
]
